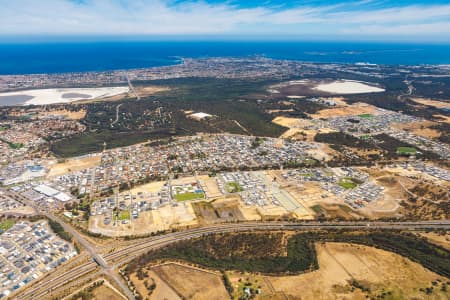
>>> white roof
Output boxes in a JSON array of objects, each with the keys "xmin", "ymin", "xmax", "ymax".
[
  {"xmin": 54, "ymin": 193, "xmax": 71, "ymax": 202},
  {"xmin": 189, "ymin": 112, "xmax": 212, "ymax": 119},
  {"xmin": 34, "ymin": 184, "xmax": 59, "ymax": 197}
]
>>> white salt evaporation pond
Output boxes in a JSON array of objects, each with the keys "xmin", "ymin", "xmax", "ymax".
[
  {"xmin": 0, "ymin": 87, "xmax": 129, "ymax": 106},
  {"xmin": 313, "ymin": 80, "xmax": 385, "ymax": 94}
]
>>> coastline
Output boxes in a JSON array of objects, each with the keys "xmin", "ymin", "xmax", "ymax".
[{"xmin": 1, "ymin": 41, "xmax": 450, "ymax": 76}]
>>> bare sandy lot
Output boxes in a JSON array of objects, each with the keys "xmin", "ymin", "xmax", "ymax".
[
  {"xmin": 310, "ymin": 102, "xmax": 378, "ymax": 119},
  {"xmin": 289, "ymin": 128, "xmax": 337, "ymax": 144},
  {"xmin": 433, "ymin": 114, "xmax": 450, "ymax": 124},
  {"xmin": 47, "ymin": 155, "xmax": 101, "ymax": 178},
  {"xmin": 272, "ymin": 116, "xmax": 336, "ymax": 143},
  {"xmin": 198, "ymin": 176, "xmax": 223, "ymax": 198},
  {"xmin": 391, "ymin": 120, "xmax": 441, "ymax": 138},
  {"xmin": 124, "ymin": 180, "xmax": 167, "ymax": 194},
  {"xmin": 411, "ymin": 97, "xmax": 450, "ymax": 109},
  {"xmin": 0, "ymin": 206, "xmax": 35, "ymax": 216},
  {"xmin": 272, "ymin": 116, "xmax": 314, "ymax": 128},
  {"xmin": 136, "ymin": 86, "xmax": 170, "ymax": 97},
  {"xmin": 280, "ymin": 128, "xmax": 335, "ymax": 142},
  {"xmin": 239, "ymin": 203, "xmax": 263, "ymax": 221},
  {"xmin": 89, "ymin": 202, "xmax": 198, "ymax": 236},
  {"xmin": 9, "ymin": 109, "xmax": 87, "ymax": 120},
  {"xmin": 193, "ymin": 197, "xmax": 247, "ymax": 224},
  {"xmin": 39, "ymin": 109, "xmax": 86, "ymax": 120}
]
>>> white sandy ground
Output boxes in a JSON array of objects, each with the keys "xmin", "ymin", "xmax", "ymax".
[
  {"xmin": 0, "ymin": 87, "xmax": 129, "ymax": 105},
  {"xmin": 314, "ymin": 80, "xmax": 385, "ymax": 94}
]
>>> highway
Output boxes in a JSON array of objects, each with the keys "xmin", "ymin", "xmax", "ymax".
[
  {"xmin": 126, "ymin": 74, "xmax": 140, "ymax": 100},
  {"xmin": 13, "ymin": 219, "xmax": 450, "ymax": 300}
]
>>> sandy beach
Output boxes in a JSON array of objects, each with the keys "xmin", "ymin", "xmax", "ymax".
[
  {"xmin": 314, "ymin": 80, "xmax": 385, "ymax": 94},
  {"xmin": 0, "ymin": 87, "xmax": 129, "ymax": 106}
]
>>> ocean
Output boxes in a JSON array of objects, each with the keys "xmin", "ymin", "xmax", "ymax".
[{"xmin": 1, "ymin": 41, "xmax": 450, "ymax": 75}]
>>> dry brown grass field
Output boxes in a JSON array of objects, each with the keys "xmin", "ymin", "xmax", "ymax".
[
  {"xmin": 391, "ymin": 120, "xmax": 441, "ymax": 138},
  {"xmin": 420, "ymin": 232, "xmax": 450, "ymax": 250},
  {"xmin": 411, "ymin": 98, "xmax": 450, "ymax": 109},
  {"xmin": 228, "ymin": 242, "xmax": 449, "ymax": 300},
  {"xmin": 309, "ymin": 102, "xmax": 378, "ymax": 119},
  {"xmin": 128, "ymin": 241, "xmax": 449, "ymax": 300},
  {"xmin": 47, "ymin": 155, "xmax": 101, "ymax": 177},
  {"xmin": 131, "ymin": 263, "xmax": 229, "ymax": 300},
  {"xmin": 91, "ymin": 284, "xmax": 124, "ymax": 300}
]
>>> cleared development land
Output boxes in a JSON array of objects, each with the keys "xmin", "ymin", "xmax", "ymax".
[
  {"xmin": 309, "ymin": 102, "xmax": 378, "ymax": 119},
  {"xmin": 47, "ymin": 155, "xmax": 102, "ymax": 178}
]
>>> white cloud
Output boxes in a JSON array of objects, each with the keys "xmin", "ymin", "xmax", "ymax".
[
  {"xmin": 341, "ymin": 22, "xmax": 450, "ymax": 36},
  {"xmin": 0, "ymin": 0, "xmax": 449, "ymax": 39},
  {"xmin": 330, "ymin": 4, "xmax": 450, "ymax": 24}
]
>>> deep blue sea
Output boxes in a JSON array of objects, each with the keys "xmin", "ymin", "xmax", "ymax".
[{"xmin": 1, "ymin": 41, "xmax": 450, "ymax": 75}]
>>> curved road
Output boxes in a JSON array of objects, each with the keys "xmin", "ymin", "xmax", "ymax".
[{"xmin": 111, "ymin": 103, "xmax": 123, "ymax": 126}]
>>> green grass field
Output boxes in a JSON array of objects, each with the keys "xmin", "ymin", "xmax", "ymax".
[
  {"xmin": 310, "ymin": 204, "xmax": 324, "ymax": 214},
  {"xmin": 397, "ymin": 147, "xmax": 417, "ymax": 155},
  {"xmin": 303, "ymin": 158, "xmax": 317, "ymax": 166},
  {"xmin": 358, "ymin": 114, "xmax": 374, "ymax": 119},
  {"xmin": 0, "ymin": 219, "xmax": 15, "ymax": 234},
  {"xmin": 6, "ymin": 142, "xmax": 24, "ymax": 149},
  {"xmin": 226, "ymin": 182, "xmax": 243, "ymax": 193},
  {"xmin": 118, "ymin": 210, "xmax": 130, "ymax": 220},
  {"xmin": 174, "ymin": 192, "xmax": 205, "ymax": 201},
  {"xmin": 338, "ymin": 178, "xmax": 358, "ymax": 189},
  {"xmin": 337, "ymin": 204, "xmax": 354, "ymax": 213},
  {"xmin": 299, "ymin": 173, "xmax": 313, "ymax": 177}
]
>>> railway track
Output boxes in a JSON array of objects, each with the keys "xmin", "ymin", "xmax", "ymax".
[
  {"xmin": 105, "ymin": 221, "xmax": 450, "ymax": 265},
  {"xmin": 13, "ymin": 220, "xmax": 450, "ymax": 300},
  {"xmin": 17, "ymin": 262, "xmax": 98, "ymax": 300}
]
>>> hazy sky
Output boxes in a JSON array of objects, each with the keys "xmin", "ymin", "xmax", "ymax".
[{"xmin": 1, "ymin": 0, "xmax": 450, "ymax": 41}]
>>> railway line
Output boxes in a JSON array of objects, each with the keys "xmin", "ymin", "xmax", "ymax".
[
  {"xmin": 17, "ymin": 262, "xmax": 98, "ymax": 300},
  {"xmin": 104, "ymin": 220, "xmax": 450, "ymax": 265},
  {"xmin": 12, "ymin": 220, "xmax": 450, "ymax": 300}
]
